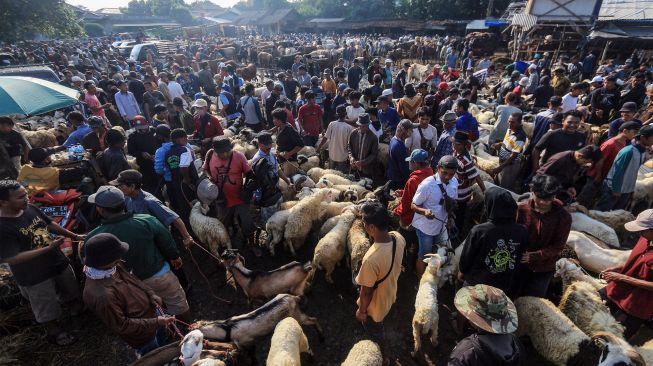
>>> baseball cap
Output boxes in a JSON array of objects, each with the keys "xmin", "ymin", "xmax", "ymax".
[
  {"xmin": 155, "ymin": 124, "xmax": 171, "ymax": 139},
  {"xmin": 405, "ymin": 149, "xmax": 428, "ymax": 163},
  {"xmin": 519, "ymin": 77, "xmax": 529, "ymax": 86},
  {"xmin": 637, "ymin": 124, "xmax": 653, "ymax": 137},
  {"xmin": 192, "ymin": 98, "xmax": 208, "ymax": 108},
  {"xmin": 625, "ymin": 209, "xmax": 653, "ymax": 232},
  {"xmin": 132, "ymin": 115, "xmax": 149, "ymax": 129},
  {"xmin": 381, "ymin": 89, "xmax": 393, "ymax": 98},
  {"xmin": 109, "ymin": 169, "xmax": 142, "ymax": 186},
  {"xmin": 84, "ymin": 233, "xmax": 129, "ymax": 268},
  {"xmin": 71, "ymin": 76, "xmax": 83, "ymax": 82},
  {"xmin": 438, "ymin": 155, "xmax": 459, "ymax": 169},
  {"xmin": 337, "ymin": 83, "xmax": 347, "ymax": 91},
  {"xmin": 591, "ymin": 75, "xmax": 604, "ymax": 84},
  {"xmin": 438, "ymin": 82, "xmax": 449, "ymax": 90},
  {"xmin": 619, "ymin": 121, "xmax": 641, "ymax": 132},
  {"xmin": 398, "ymin": 119, "xmax": 417, "ymax": 130},
  {"xmin": 88, "ymin": 185, "xmax": 125, "ymax": 208}
]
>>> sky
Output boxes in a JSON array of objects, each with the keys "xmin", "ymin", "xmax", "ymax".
[{"xmin": 65, "ymin": 0, "xmax": 240, "ymax": 11}]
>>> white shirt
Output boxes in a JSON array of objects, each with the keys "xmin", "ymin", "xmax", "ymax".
[
  {"xmin": 167, "ymin": 80, "xmax": 185, "ymax": 101},
  {"xmin": 406, "ymin": 124, "xmax": 438, "ymax": 152},
  {"xmin": 346, "ymin": 105, "xmax": 365, "ymax": 121},
  {"xmin": 411, "ymin": 174, "xmax": 458, "ymax": 236},
  {"xmin": 561, "ymin": 93, "xmax": 579, "ymax": 113}
]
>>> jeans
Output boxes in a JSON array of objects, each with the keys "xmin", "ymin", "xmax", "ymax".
[
  {"xmin": 134, "ymin": 327, "xmax": 167, "ymax": 357},
  {"xmin": 415, "ymin": 228, "xmax": 448, "ymax": 259},
  {"xmin": 596, "ymin": 182, "xmax": 633, "ymax": 211}
]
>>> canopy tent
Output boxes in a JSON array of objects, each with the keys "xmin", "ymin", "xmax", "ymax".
[
  {"xmin": 590, "ymin": 23, "xmax": 653, "ymax": 40},
  {"xmin": 0, "ymin": 76, "xmax": 79, "ymax": 116}
]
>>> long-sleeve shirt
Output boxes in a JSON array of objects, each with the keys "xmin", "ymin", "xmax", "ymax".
[
  {"xmin": 83, "ymin": 265, "xmax": 158, "ymax": 348},
  {"xmin": 516, "ymin": 200, "xmax": 571, "ymax": 272},
  {"xmin": 114, "ymin": 91, "xmax": 141, "ymax": 120},
  {"xmin": 605, "ymin": 143, "xmax": 647, "ymax": 193},
  {"xmin": 63, "ymin": 124, "xmax": 92, "ymax": 147},
  {"xmin": 387, "ymin": 136, "xmax": 410, "ymax": 184},
  {"xmin": 393, "ymin": 167, "xmax": 433, "ymax": 226},
  {"xmin": 347, "ymin": 128, "xmax": 378, "ymax": 177}
]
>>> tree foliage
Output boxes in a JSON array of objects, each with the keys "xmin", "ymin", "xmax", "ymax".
[
  {"xmin": 84, "ymin": 23, "xmax": 105, "ymax": 37},
  {"xmin": 0, "ymin": 0, "xmax": 84, "ymax": 41},
  {"xmin": 123, "ymin": 0, "xmax": 197, "ymax": 26}
]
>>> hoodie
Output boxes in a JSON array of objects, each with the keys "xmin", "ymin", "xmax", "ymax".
[
  {"xmin": 459, "ymin": 187, "xmax": 527, "ymax": 298},
  {"xmin": 448, "ymin": 333, "xmax": 524, "ymax": 366}
]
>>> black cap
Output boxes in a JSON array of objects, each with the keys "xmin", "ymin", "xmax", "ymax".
[
  {"xmin": 170, "ymin": 128, "xmax": 187, "ymax": 140},
  {"xmin": 153, "ymin": 104, "xmax": 167, "ymax": 114},
  {"xmin": 106, "ymin": 129, "xmax": 125, "ymax": 145},
  {"xmin": 109, "ymin": 169, "xmax": 142, "ymax": 186},
  {"xmin": 155, "ymin": 124, "xmax": 171, "ymax": 139},
  {"xmin": 28, "ymin": 148, "xmax": 52, "ymax": 164},
  {"xmin": 84, "ymin": 233, "xmax": 129, "ymax": 268},
  {"xmin": 619, "ymin": 121, "xmax": 641, "ymax": 132},
  {"xmin": 173, "ymin": 97, "xmax": 185, "ymax": 107},
  {"xmin": 438, "ymin": 155, "xmax": 459, "ymax": 169},
  {"xmin": 257, "ymin": 133, "xmax": 273, "ymax": 145},
  {"xmin": 357, "ymin": 113, "xmax": 371, "ymax": 126},
  {"xmin": 88, "ymin": 116, "xmax": 104, "ymax": 128},
  {"xmin": 452, "ymin": 130, "xmax": 470, "ymax": 144},
  {"xmin": 637, "ymin": 124, "xmax": 653, "ymax": 137}
]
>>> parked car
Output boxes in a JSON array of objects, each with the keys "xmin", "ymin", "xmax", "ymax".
[
  {"xmin": 0, "ymin": 65, "xmax": 60, "ymax": 83},
  {"xmin": 129, "ymin": 43, "xmax": 159, "ymax": 62}
]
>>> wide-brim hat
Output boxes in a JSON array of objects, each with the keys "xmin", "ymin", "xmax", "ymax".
[
  {"xmin": 84, "ymin": 233, "xmax": 129, "ymax": 268},
  {"xmin": 192, "ymin": 98, "xmax": 208, "ymax": 108},
  {"xmin": 356, "ymin": 113, "xmax": 371, "ymax": 126},
  {"xmin": 619, "ymin": 102, "xmax": 637, "ymax": 113},
  {"xmin": 454, "ymin": 284, "xmax": 518, "ymax": 334}
]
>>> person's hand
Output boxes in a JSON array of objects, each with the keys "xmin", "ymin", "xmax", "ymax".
[
  {"xmin": 521, "ymin": 252, "xmax": 534, "ymax": 264},
  {"xmin": 142, "ymin": 152, "xmax": 152, "ymax": 160},
  {"xmin": 156, "ymin": 315, "xmax": 174, "ymax": 327},
  {"xmin": 489, "ymin": 167, "xmax": 501, "ymax": 176},
  {"xmin": 151, "ymin": 295, "xmax": 163, "ymax": 306},
  {"xmin": 72, "ymin": 234, "xmax": 86, "ymax": 242},
  {"xmin": 394, "ymin": 189, "xmax": 403, "ymax": 197},
  {"xmin": 170, "ymin": 257, "xmax": 183, "ymax": 270},
  {"xmin": 457, "ymin": 272, "xmax": 464, "ymax": 282},
  {"xmin": 423, "ymin": 209, "xmax": 435, "ymax": 219},
  {"xmin": 567, "ymin": 187, "xmax": 577, "ymax": 198},
  {"xmin": 355, "ymin": 307, "xmax": 367, "ymax": 323},
  {"xmin": 596, "ymin": 110, "xmax": 604, "ymax": 118},
  {"xmin": 491, "ymin": 142, "xmax": 501, "ymax": 150},
  {"xmin": 602, "ymin": 271, "xmax": 628, "ymax": 283},
  {"xmin": 182, "ymin": 237, "xmax": 195, "ymax": 250},
  {"xmin": 50, "ymin": 237, "xmax": 65, "ymax": 249}
]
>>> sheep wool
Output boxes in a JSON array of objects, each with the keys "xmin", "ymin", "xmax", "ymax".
[
  {"xmin": 284, "ymin": 189, "xmax": 334, "ymax": 256},
  {"xmin": 320, "ymin": 173, "xmax": 355, "ymax": 186},
  {"xmin": 558, "ymin": 281, "xmax": 625, "ymax": 339},
  {"xmin": 341, "ymin": 340, "xmax": 383, "ymax": 366},
  {"xmin": 192, "ymin": 359, "xmax": 226, "ymax": 366},
  {"xmin": 570, "ymin": 212, "xmax": 621, "ymax": 248},
  {"xmin": 629, "ymin": 177, "xmax": 653, "ymax": 212},
  {"xmin": 266, "ymin": 209, "xmax": 291, "ymax": 256},
  {"xmin": 21, "ymin": 129, "xmax": 58, "ymax": 148},
  {"xmin": 319, "ymin": 201, "xmax": 355, "ymax": 220},
  {"xmin": 347, "ymin": 219, "xmax": 371, "ymax": 282},
  {"xmin": 412, "ymin": 253, "xmax": 444, "ymax": 355},
  {"xmin": 637, "ymin": 339, "xmax": 653, "ymax": 365},
  {"xmin": 566, "ymin": 231, "xmax": 630, "ymax": 273},
  {"xmin": 307, "ymin": 167, "xmax": 345, "ymax": 183},
  {"xmin": 266, "ymin": 317, "xmax": 311, "ymax": 366},
  {"xmin": 312, "ymin": 211, "xmax": 356, "ymax": 283},
  {"xmin": 319, "ymin": 215, "xmax": 342, "ymax": 238},
  {"xmin": 190, "ymin": 202, "xmax": 232, "ymax": 256},
  {"xmin": 587, "ymin": 210, "xmax": 635, "ymax": 232},
  {"xmin": 555, "ymin": 258, "xmax": 606, "ymax": 292}
]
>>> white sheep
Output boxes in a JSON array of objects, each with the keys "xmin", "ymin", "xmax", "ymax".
[
  {"xmin": 514, "ymin": 296, "xmax": 608, "ymax": 366},
  {"xmin": 555, "ymin": 258, "xmax": 607, "ymax": 291},
  {"xmin": 266, "ymin": 317, "xmax": 312, "ymax": 366},
  {"xmin": 312, "ymin": 211, "xmax": 357, "ymax": 283},
  {"xmin": 566, "ymin": 231, "xmax": 630, "ymax": 273},
  {"xmin": 21, "ymin": 129, "xmax": 58, "ymax": 148},
  {"xmin": 636, "ymin": 339, "xmax": 653, "ymax": 366},
  {"xmin": 192, "ymin": 359, "xmax": 225, "ymax": 366},
  {"xmin": 320, "ymin": 174, "xmax": 355, "ymax": 186},
  {"xmin": 341, "ymin": 340, "xmax": 383, "ymax": 366},
  {"xmin": 265, "ymin": 209, "xmax": 291, "ymax": 256},
  {"xmin": 284, "ymin": 189, "xmax": 334, "ymax": 256},
  {"xmin": 180, "ymin": 329, "xmax": 204, "ymax": 366},
  {"xmin": 332, "ymin": 184, "xmax": 371, "ymax": 198},
  {"xmin": 190, "ymin": 202, "xmax": 231, "ymax": 256},
  {"xmin": 298, "ymin": 155, "xmax": 320, "ymax": 172},
  {"xmin": 320, "ymin": 215, "xmax": 342, "ymax": 238},
  {"xmin": 307, "ymin": 167, "xmax": 345, "ymax": 183},
  {"xmin": 587, "ymin": 209, "xmax": 635, "ymax": 232},
  {"xmin": 593, "ymin": 332, "xmax": 646, "ymax": 366},
  {"xmin": 347, "ymin": 219, "xmax": 371, "ymax": 284},
  {"xmin": 280, "ymin": 200, "xmax": 298, "ymax": 210},
  {"xmin": 570, "ymin": 212, "xmax": 621, "ymax": 248},
  {"xmin": 319, "ymin": 201, "xmax": 356, "ymax": 220},
  {"xmin": 298, "ymin": 146, "xmax": 317, "ymax": 156},
  {"xmin": 477, "ymin": 110, "xmax": 495, "ymax": 125},
  {"xmin": 412, "ymin": 251, "xmax": 445, "ymax": 356},
  {"xmin": 558, "ymin": 280, "xmax": 625, "ymax": 339}
]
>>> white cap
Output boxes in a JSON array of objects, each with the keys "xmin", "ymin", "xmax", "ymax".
[
  {"xmin": 591, "ymin": 75, "xmax": 604, "ymax": 83},
  {"xmin": 192, "ymin": 98, "xmax": 208, "ymax": 108},
  {"xmin": 519, "ymin": 77, "xmax": 529, "ymax": 86},
  {"xmin": 385, "ymin": 58, "xmax": 392, "ymax": 64},
  {"xmin": 381, "ymin": 88, "xmax": 393, "ymax": 97},
  {"xmin": 71, "ymin": 76, "xmax": 84, "ymax": 82},
  {"xmin": 528, "ymin": 63, "xmax": 537, "ymax": 70}
]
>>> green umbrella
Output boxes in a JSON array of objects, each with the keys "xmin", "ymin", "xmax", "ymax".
[{"xmin": 0, "ymin": 76, "xmax": 80, "ymax": 116}]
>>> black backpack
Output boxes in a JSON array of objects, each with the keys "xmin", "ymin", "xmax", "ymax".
[
  {"xmin": 221, "ymin": 91, "xmax": 237, "ymax": 116},
  {"xmin": 243, "ymin": 157, "xmax": 282, "ymax": 207}
]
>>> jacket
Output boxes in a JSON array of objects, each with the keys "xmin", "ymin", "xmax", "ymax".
[
  {"xmin": 605, "ymin": 142, "xmax": 647, "ymax": 194},
  {"xmin": 448, "ymin": 333, "xmax": 524, "ymax": 366},
  {"xmin": 348, "ymin": 128, "xmax": 378, "ymax": 177},
  {"xmin": 83, "ymin": 265, "xmax": 158, "ymax": 347},
  {"xmin": 393, "ymin": 167, "xmax": 433, "ymax": 226}
]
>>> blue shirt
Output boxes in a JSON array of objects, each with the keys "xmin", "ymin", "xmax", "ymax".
[
  {"xmin": 608, "ymin": 118, "xmax": 642, "ymax": 139},
  {"xmin": 219, "ymin": 92, "xmax": 241, "ymax": 120},
  {"xmin": 446, "ymin": 53, "xmax": 457, "ymax": 69},
  {"xmin": 455, "ymin": 112, "xmax": 479, "ymax": 141},
  {"xmin": 387, "ymin": 136, "xmax": 410, "ymax": 184},
  {"xmin": 154, "ymin": 142, "xmax": 173, "ymax": 182},
  {"xmin": 379, "ymin": 107, "xmax": 401, "ymax": 130},
  {"xmin": 126, "ymin": 190, "xmax": 179, "ymax": 226},
  {"xmin": 63, "ymin": 124, "xmax": 92, "ymax": 147},
  {"xmin": 434, "ymin": 126, "xmax": 456, "ymax": 164},
  {"xmin": 114, "ymin": 91, "xmax": 141, "ymax": 119}
]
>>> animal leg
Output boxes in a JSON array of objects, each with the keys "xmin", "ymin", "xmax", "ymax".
[
  {"xmin": 299, "ymin": 315, "xmax": 324, "ymax": 342},
  {"xmin": 429, "ymin": 324, "xmax": 439, "ymax": 347},
  {"xmin": 412, "ymin": 322, "xmax": 422, "ymax": 357}
]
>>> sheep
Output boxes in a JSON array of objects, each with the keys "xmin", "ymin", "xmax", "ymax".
[
  {"xmin": 266, "ymin": 209, "xmax": 291, "ymax": 256},
  {"xmin": 522, "ymin": 121, "xmax": 534, "ymax": 139},
  {"xmin": 295, "ymin": 186, "xmax": 341, "ymax": 201},
  {"xmin": 280, "ymin": 201, "xmax": 298, "ymax": 210},
  {"xmin": 298, "ymin": 155, "xmax": 320, "ymax": 172},
  {"xmin": 593, "ymin": 332, "xmax": 646, "ymax": 366},
  {"xmin": 558, "ymin": 280, "xmax": 625, "ymax": 338},
  {"xmin": 319, "ymin": 201, "xmax": 356, "ymax": 220},
  {"xmin": 127, "ymin": 155, "xmax": 139, "ymax": 170},
  {"xmin": 284, "ymin": 189, "xmax": 334, "ymax": 256},
  {"xmin": 636, "ymin": 339, "xmax": 653, "ymax": 366},
  {"xmin": 193, "ymin": 294, "xmax": 322, "ymax": 349},
  {"xmin": 570, "ymin": 212, "xmax": 621, "ymax": 248},
  {"xmin": 192, "ymin": 360, "xmax": 225, "ymax": 366},
  {"xmin": 319, "ymin": 174, "xmax": 355, "ymax": 186},
  {"xmin": 333, "ymin": 184, "xmax": 371, "ymax": 198},
  {"xmin": 514, "ymin": 296, "xmax": 607, "ymax": 366},
  {"xmin": 566, "ymin": 231, "xmax": 630, "ymax": 273},
  {"xmin": 298, "ymin": 146, "xmax": 317, "ymax": 155},
  {"xmin": 347, "ymin": 219, "xmax": 371, "ymax": 284},
  {"xmin": 312, "ymin": 211, "xmax": 357, "ymax": 283},
  {"xmin": 477, "ymin": 110, "xmax": 495, "ymax": 125},
  {"xmin": 232, "ymin": 140, "xmax": 257, "ymax": 159},
  {"xmin": 21, "ymin": 129, "xmax": 58, "ymax": 148},
  {"xmin": 290, "ymin": 173, "xmax": 316, "ymax": 189},
  {"xmin": 266, "ymin": 317, "xmax": 312, "ymax": 366},
  {"xmin": 307, "ymin": 167, "xmax": 345, "ymax": 183},
  {"xmin": 278, "ymin": 179, "xmax": 296, "ymax": 202},
  {"xmin": 587, "ymin": 210, "xmax": 635, "ymax": 232},
  {"xmin": 412, "ymin": 251, "xmax": 446, "ymax": 356},
  {"xmin": 190, "ymin": 202, "xmax": 232, "ymax": 256},
  {"xmin": 555, "ymin": 258, "xmax": 607, "ymax": 291},
  {"xmin": 628, "ymin": 177, "xmax": 653, "ymax": 213},
  {"xmin": 180, "ymin": 329, "xmax": 204, "ymax": 366},
  {"xmin": 319, "ymin": 215, "xmax": 341, "ymax": 238},
  {"xmin": 221, "ymin": 249, "xmax": 312, "ymax": 303},
  {"xmin": 341, "ymin": 340, "xmax": 383, "ymax": 366}
]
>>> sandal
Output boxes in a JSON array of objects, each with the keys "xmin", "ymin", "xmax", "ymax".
[{"xmin": 48, "ymin": 331, "xmax": 77, "ymax": 346}]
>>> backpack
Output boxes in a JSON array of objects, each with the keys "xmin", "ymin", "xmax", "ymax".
[
  {"xmin": 243, "ymin": 157, "xmax": 281, "ymax": 207},
  {"xmin": 221, "ymin": 91, "xmax": 237, "ymax": 116}
]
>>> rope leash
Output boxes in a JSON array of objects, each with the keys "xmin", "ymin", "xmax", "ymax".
[{"xmin": 187, "ymin": 243, "xmax": 232, "ymax": 304}]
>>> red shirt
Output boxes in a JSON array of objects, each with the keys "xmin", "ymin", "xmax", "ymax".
[
  {"xmin": 192, "ymin": 114, "xmax": 224, "ymax": 141},
  {"xmin": 393, "ymin": 167, "xmax": 433, "ymax": 226},
  {"xmin": 606, "ymin": 237, "xmax": 653, "ymax": 320},
  {"xmin": 586, "ymin": 136, "xmax": 626, "ymax": 179},
  {"xmin": 298, "ymin": 104, "xmax": 323, "ymax": 137},
  {"xmin": 203, "ymin": 150, "xmax": 251, "ymax": 208}
]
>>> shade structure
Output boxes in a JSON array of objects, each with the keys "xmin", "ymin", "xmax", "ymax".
[{"xmin": 0, "ymin": 76, "xmax": 79, "ymax": 116}]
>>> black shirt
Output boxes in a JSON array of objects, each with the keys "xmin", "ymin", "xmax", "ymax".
[
  {"xmin": 0, "ymin": 205, "xmax": 68, "ymax": 286},
  {"xmin": 532, "ymin": 84, "xmax": 554, "ymax": 108},
  {"xmin": 590, "ymin": 87, "xmax": 620, "ymax": 125},
  {"xmin": 536, "ymin": 151, "xmax": 579, "ymax": 188},
  {"xmin": 276, "ymin": 124, "xmax": 304, "ymax": 160},
  {"xmin": 0, "ymin": 130, "xmax": 29, "ymax": 157},
  {"xmin": 620, "ymin": 83, "xmax": 646, "ymax": 108},
  {"xmin": 127, "ymin": 127, "xmax": 159, "ymax": 167},
  {"xmin": 535, "ymin": 129, "xmax": 586, "ymax": 164},
  {"xmin": 283, "ymin": 79, "xmax": 301, "ymax": 101},
  {"xmin": 128, "ymin": 79, "xmax": 146, "ymax": 104}
]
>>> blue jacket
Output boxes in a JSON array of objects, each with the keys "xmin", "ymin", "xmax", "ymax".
[
  {"xmin": 605, "ymin": 143, "xmax": 646, "ymax": 193},
  {"xmin": 455, "ymin": 112, "xmax": 479, "ymax": 141},
  {"xmin": 63, "ymin": 124, "xmax": 92, "ymax": 147},
  {"xmin": 387, "ymin": 136, "xmax": 410, "ymax": 184},
  {"xmin": 154, "ymin": 142, "xmax": 173, "ymax": 182},
  {"xmin": 379, "ymin": 107, "xmax": 401, "ymax": 130}
]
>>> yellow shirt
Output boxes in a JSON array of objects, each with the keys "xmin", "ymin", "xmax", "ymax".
[
  {"xmin": 17, "ymin": 165, "xmax": 60, "ymax": 194},
  {"xmin": 355, "ymin": 231, "xmax": 406, "ymax": 322},
  {"xmin": 321, "ymin": 79, "xmax": 337, "ymax": 95}
]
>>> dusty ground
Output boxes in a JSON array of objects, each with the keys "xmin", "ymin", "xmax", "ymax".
[{"xmin": 0, "ymin": 226, "xmax": 562, "ymax": 366}]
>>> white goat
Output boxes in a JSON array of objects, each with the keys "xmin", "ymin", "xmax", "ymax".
[
  {"xmin": 566, "ymin": 231, "xmax": 631, "ymax": 273},
  {"xmin": 180, "ymin": 329, "xmax": 204, "ymax": 366},
  {"xmin": 266, "ymin": 317, "xmax": 312, "ymax": 366}
]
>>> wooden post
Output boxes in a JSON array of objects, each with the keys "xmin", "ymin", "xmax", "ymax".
[
  {"xmin": 553, "ymin": 25, "xmax": 566, "ymax": 65},
  {"xmin": 600, "ymin": 39, "xmax": 611, "ymax": 64}
]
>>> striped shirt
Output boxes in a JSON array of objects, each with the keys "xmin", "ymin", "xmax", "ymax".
[{"xmin": 454, "ymin": 151, "xmax": 479, "ymax": 202}]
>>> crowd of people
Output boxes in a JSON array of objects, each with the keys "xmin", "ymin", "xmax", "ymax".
[{"xmin": 1, "ymin": 32, "xmax": 653, "ymax": 365}]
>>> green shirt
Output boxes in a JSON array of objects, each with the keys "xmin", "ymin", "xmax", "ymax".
[{"xmin": 87, "ymin": 213, "xmax": 179, "ymax": 280}]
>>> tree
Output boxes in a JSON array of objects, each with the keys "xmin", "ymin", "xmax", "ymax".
[
  {"xmin": 123, "ymin": 0, "xmax": 152, "ymax": 15},
  {"xmin": 170, "ymin": 5, "xmax": 195, "ymax": 26},
  {"xmin": 84, "ymin": 23, "xmax": 105, "ymax": 37},
  {"xmin": 0, "ymin": 0, "xmax": 83, "ymax": 42}
]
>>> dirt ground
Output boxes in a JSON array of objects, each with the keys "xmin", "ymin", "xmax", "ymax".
[{"xmin": 0, "ymin": 224, "xmax": 564, "ymax": 366}]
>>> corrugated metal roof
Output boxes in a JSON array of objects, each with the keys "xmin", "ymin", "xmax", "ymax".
[
  {"xmin": 466, "ymin": 19, "xmax": 489, "ymax": 30},
  {"xmin": 598, "ymin": 0, "xmax": 653, "ymax": 21},
  {"xmin": 203, "ymin": 17, "xmax": 233, "ymax": 24},
  {"xmin": 258, "ymin": 9, "xmax": 296, "ymax": 25},
  {"xmin": 308, "ymin": 18, "xmax": 346, "ymax": 23}
]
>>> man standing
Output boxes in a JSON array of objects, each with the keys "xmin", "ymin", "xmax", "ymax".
[
  {"xmin": 83, "ymin": 233, "xmax": 174, "ymax": 357},
  {"xmin": 452, "ymin": 131, "xmax": 485, "ymax": 235},
  {"xmin": 355, "ymin": 202, "xmax": 405, "ymax": 366},
  {"xmin": 191, "ymin": 98, "xmax": 223, "ymax": 153},
  {"xmin": 297, "ymin": 91, "xmax": 323, "ymax": 147},
  {"xmin": 127, "ymin": 116, "xmax": 159, "ymax": 192},
  {"xmin": 1, "ymin": 117, "xmax": 30, "ymax": 178},
  {"xmin": 0, "ymin": 180, "xmax": 84, "ymax": 346},
  {"xmin": 589, "ymin": 75, "xmax": 620, "ymax": 125},
  {"xmin": 348, "ymin": 113, "xmax": 379, "ymax": 179},
  {"xmin": 516, "ymin": 175, "xmax": 571, "ymax": 297},
  {"xmin": 393, "ymin": 149, "xmax": 433, "ymax": 231},
  {"xmin": 411, "ymin": 155, "xmax": 459, "ymax": 275},
  {"xmin": 318, "ymin": 105, "xmax": 354, "ymax": 173},
  {"xmin": 239, "ymin": 84, "xmax": 265, "ymax": 131},
  {"xmin": 197, "ymin": 61, "xmax": 216, "ymax": 97},
  {"xmin": 454, "ymin": 99, "xmax": 479, "ymax": 142},
  {"xmin": 597, "ymin": 125, "xmax": 653, "ymax": 211},
  {"xmin": 273, "ymin": 108, "xmax": 304, "ymax": 178},
  {"xmin": 347, "ymin": 59, "xmax": 364, "ymax": 90},
  {"xmin": 164, "ymin": 129, "xmax": 198, "ymax": 219},
  {"xmin": 532, "ymin": 110, "xmax": 586, "ymax": 170},
  {"xmin": 608, "ymin": 102, "xmax": 642, "ymax": 138},
  {"xmin": 388, "ymin": 119, "xmax": 415, "ymax": 189},
  {"xmin": 406, "ymin": 107, "xmax": 438, "ymax": 154},
  {"xmin": 552, "ymin": 67, "xmax": 571, "ymax": 97},
  {"xmin": 86, "ymin": 186, "xmax": 190, "ymax": 322},
  {"xmin": 600, "ymin": 209, "xmax": 653, "ymax": 339},
  {"xmin": 491, "ymin": 112, "xmax": 527, "ymax": 192},
  {"xmin": 84, "ymin": 81, "xmax": 109, "ymax": 119},
  {"xmin": 142, "ymin": 81, "xmax": 166, "ymax": 122},
  {"xmin": 378, "ymin": 96, "xmax": 401, "ymax": 132},
  {"xmin": 114, "ymin": 80, "xmax": 141, "ymax": 127},
  {"xmin": 433, "ymin": 111, "xmax": 458, "ymax": 166}
]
